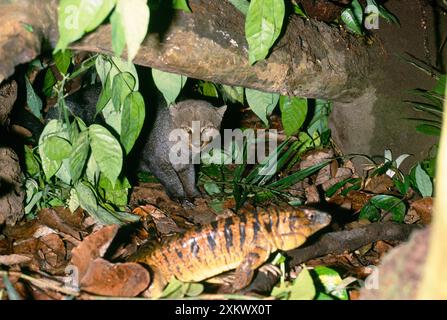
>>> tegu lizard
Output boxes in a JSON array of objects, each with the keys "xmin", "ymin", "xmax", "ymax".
[{"xmin": 129, "ymin": 206, "xmax": 331, "ymax": 297}]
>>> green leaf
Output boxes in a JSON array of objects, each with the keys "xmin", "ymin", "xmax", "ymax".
[
  {"xmin": 433, "ymin": 74, "xmax": 446, "ymax": 96},
  {"xmin": 416, "ymin": 124, "xmax": 441, "ymax": 136},
  {"xmin": 111, "ymin": 9, "xmax": 126, "ymax": 59},
  {"xmin": 245, "ymin": 0, "xmax": 285, "ymax": 64},
  {"xmin": 341, "ymin": 8, "xmax": 363, "ymax": 35},
  {"xmin": 279, "ymin": 96, "xmax": 308, "ymax": 136},
  {"xmin": 359, "ymin": 203, "xmax": 380, "ymax": 221},
  {"xmin": 269, "ymin": 160, "xmax": 330, "ymax": 190},
  {"xmin": 43, "ymin": 136, "xmax": 72, "ymax": 161},
  {"xmin": 221, "ymin": 85, "xmax": 245, "ymax": 104},
  {"xmin": 172, "ymin": 0, "xmax": 191, "ymax": 12},
  {"xmin": 43, "ymin": 69, "xmax": 57, "ymax": 97},
  {"xmin": 185, "ymin": 283, "xmax": 204, "ymax": 297},
  {"xmin": 111, "ymin": 72, "xmax": 136, "ymax": 111},
  {"xmin": 56, "ymin": 0, "xmax": 117, "ymax": 52},
  {"xmin": 161, "ymin": 277, "xmax": 185, "ymax": 298},
  {"xmin": 369, "ymin": 195, "xmax": 406, "ymax": 222},
  {"xmin": 95, "ymin": 55, "xmax": 112, "ymax": 85},
  {"xmin": 89, "ymin": 124, "xmax": 123, "ymax": 185},
  {"xmin": 111, "ymin": 0, "xmax": 150, "ymax": 61},
  {"xmin": 75, "ymin": 182, "xmax": 123, "ymax": 225},
  {"xmin": 98, "ymin": 175, "xmax": 130, "ymax": 207},
  {"xmin": 38, "ymin": 120, "xmax": 67, "ymax": 180},
  {"xmin": 198, "ymin": 81, "xmax": 219, "ymax": 98},
  {"xmin": 314, "ymin": 266, "xmax": 349, "ymax": 300},
  {"xmin": 25, "ymin": 76, "xmax": 42, "ymax": 119},
  {"xmin": 120, "ymin": 91, "xmax": 146, "ymax": 154},
  {"xmin": 152, "ymin": 68, "xmax": 187, "ymax": 104},
  {"xmin": 228, "ymin": 0, "xmax": 249, "ymax": 15},
  {"xmin": 54, "ymin": 49, "xmax": 72, "ymax": 74},
  {"xmin": 325, "ymin": 177, "xmax": 361, "ymax": 198},
  {"xmin": 245, "ymin": 88, "xmax": 279, "ymax": 125},
  {"xmin": 24, "ymin": 146, "xmax": 40, "ymax": 176},
  {"xmin": 204, "ymin": 182, "xmax": 221, "ymax": 195},
  {"xmin": 415, "ymin": 164, "xmax": 433, "ymax": 197},
  {"xmin": 69, "ymin": 131, "xmax": 90, "ymax": 183},
  {"xmin": 289, "ymin": 267, "xmax": 316, "ymax": 300},
  {"xmin": 96, "ymin": 78, "xmax": 112, "ymax": 115}
]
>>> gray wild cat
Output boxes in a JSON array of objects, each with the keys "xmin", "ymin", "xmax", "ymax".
[
  {"xmin": 141, "ymin": 99, "xmax": 226, "ymax": 200},
  {"xmin": 44, "ymin": 84, "xmax": 227, "ymax": 201}
]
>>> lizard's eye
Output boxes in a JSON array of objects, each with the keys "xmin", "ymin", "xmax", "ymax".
[{"xmin": 307, "ymin": 213, "xmax": 315, "ymax": 221}]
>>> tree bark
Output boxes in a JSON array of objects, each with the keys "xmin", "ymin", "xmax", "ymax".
[
  {"xmin": 72, "ymin": 0, "xmax": 376, "ymax": 101},
  {"xmin": 0, "ymin": 0, "xmax": 376, "ymax": 102}
]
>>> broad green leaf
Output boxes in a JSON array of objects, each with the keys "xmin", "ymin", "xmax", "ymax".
[
  {"xmin": 107, "ymin": 207, "xmax": 140, "ymax": 223},
  {"xmin": 75, "ymin": 182, "xmax": 122, "ymax": 224},
  {"xmin": 289, "ymin": 267, "xmax": 316, "ymax": 300},
  {"xmin": 24, "ymin": 146, "xmax": 40, "ymax": 177},
  {"xmin": 95, "ymin": 55, "xmax": 112, "ymax": 85},
  {"xmin": 161, "ymin": 277, "xmax": 185, "ymax": 299},
  {"xmin": 369, "ymin": 195, "xmax": 406, "ymax": 222},
  {"xmin": 54, "ymin": 49, "xmax": 72, "ymax": 74},
  {"xmin": 89, "ymin": 124, "xmax": 123, "ymax": 185},
  {"xmin": 111, "ymin": 9, "xmax": 126, "ymax": 58},
  {"xmin": 43, "ymin": 136, "xmax": 72, "ymax": 161},
  {"xmin": 198, "ymin": 81, "xmax": 219, "ymax": 98},
  {"xmin": 279, "ymin": 96, "xmax": 308, "ymax": 136},
  {"xmin": 245, "ymin": 0, "xmax": 285, "ymax": 64},
  {"xmin": 69, "ymin": 131, "xmax": 90, "ymax": 183},
  {"xmin": 121, "ymin": 92, "xmax": 146, "ymax": 154},
  {"xmin": 314, "ymin": 266, "xmax": 349, "ymax": 300},
  {"xmin": 86, "ymin": 154, "xmax": 100, "ymax": 184},
  {"xmin": 228, "ymin": 0, "xmax": 249, "ymax": 15},
  {"xmin": 172, "ymin": 0, "xmax": 191, "ymax": 12},
  {"xmin": 68, "ymin": 188, "xmax": 80, "ymax": 213},
  {"xmin": 152, "ymin": 68, "xmax": 187, "ymax": 104},
  {"xmin": 112, "ymin": 0, "xmax": 150, "ymax": 61},
  {"xmin": 359, "ymin": 203, "xmax": 380, "ymax": 221},
  {"xmin": 245, "ymin": 88, "xmax": 279, "ymax": 125},
  {"xmin": 221, "ymin": 85, "xmax": 244, "ymax": 104},
  {"xmin": 415, "ymin": 164, "xmax": 433, "ymax": 197},
  {"xmin": 43, "ymin": 69, "xmax": 57, "ymax": 97},
  {"xmin": 98, "ymin": 175, "xmax": 130, "ymax": 207},
  {"xmin": 185, "ymin": 283, "xmax": 204, "ymax": 297},
  {"xmin": 25, "ymin": 77, "xmax": 42, "ymax": 119},
  {"xmin": 203, "ymin": 182, "xmax": 221, "ymax": 195},
  {"xmin": 56, "ymin": 0, "xmax": 117, "ymax": 52},
  {"xmin": 102, "ymin": 100, "xmax": 122, "ymax": 134},
  {"xmin": 111, "ymin": 72, "xmax": 136, "ymax": 111},
  {"xmin": 110, "ymin": 57, "xmax": 139, "ymax": 89},
  {"xmin": 55, "ymin": 158, "xmax": 72, "ymax": 184},
  {"xmin": 96, "ymin": 77, "xmax": 112, "ymax": 115},
  {"xmin": 38, "ymin": 120, "xmax": 67, "ymax": 179},
  {"xmin": 341, "ymin": 8, "xmax": 363, "ymax": 35}
]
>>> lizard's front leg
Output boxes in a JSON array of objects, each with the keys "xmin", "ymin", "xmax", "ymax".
[{"xmin": 230, "ymin": 245, "xmax": 271, "ymax": 292}]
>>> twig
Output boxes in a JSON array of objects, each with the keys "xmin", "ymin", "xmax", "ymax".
[{"xmin": 0, "ymin": 270, "xmax": 80, "ymax": 297}]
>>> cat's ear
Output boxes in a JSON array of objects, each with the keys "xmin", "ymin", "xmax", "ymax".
[{"xmin": 217, "ymin": 105, "xmax": 227, "ymax": 117}]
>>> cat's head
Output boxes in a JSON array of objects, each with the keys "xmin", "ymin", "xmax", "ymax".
[{"xmin": 170, "ymin": 100, "xmax": 227, "ymax": 148}]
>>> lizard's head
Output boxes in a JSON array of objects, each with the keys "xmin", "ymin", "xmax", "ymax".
[{"xmin": 267, "ymin": 207, "xmax": 331, "ymax": 251}]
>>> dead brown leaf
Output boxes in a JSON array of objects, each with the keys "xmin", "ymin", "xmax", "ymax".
[
  {"xmin": 71, "ymin": 225, "xmax": 119, "ymax": 279},
  {"xmin": 133, "ymin": 204, "xmax": 181, "ymax": 235},
  {"xmin": 80, "ymin": 258, "xmax": 149, "ymax": 297},
  {"xmin": 38, "ymin": 207, "xmax": 85, "ymax": 240},
  {"xmin": 305, "ymin": 185, "xmax": 320, "ymax": 204},
  {"xmin": 409, "ymin": 197, "xmax": 433, "ymax": 225},
  {"xmin": 364, "ymin": 175, "xmax": 394, "ymax": 194},
  {"xmin": 36, "ymin": 233, "xmax": 67, "ymax": 273}
]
